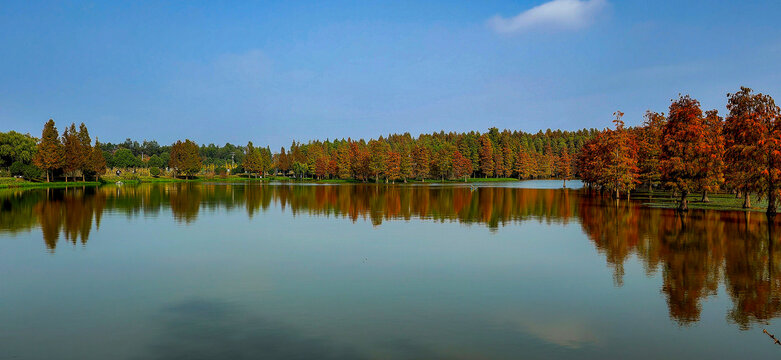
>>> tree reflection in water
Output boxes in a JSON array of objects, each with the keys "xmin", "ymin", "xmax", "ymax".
[{"xmin": 2, "ymin": 183, "xmax": 781, "ymax": 329}]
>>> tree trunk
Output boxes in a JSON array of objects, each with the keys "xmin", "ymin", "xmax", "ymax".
[
  {"xmin": 563, "ymin": 179, "xmax": 567, "ymax": 187},
  {"xmin": 614, "ymin": 188, "xmax": 619, "ymax": 200},
  {"xmin": 46, "ymin": 170, "xmax": 50, "ymax": 182},
  {"xmin": 768, "ymin": 189, "xmax": 778, "ymax": 217},
  {"xmin": 743, "ymin": 193, "xmax": 751, "ymax": 209},
  {"xmin": 678, "ymin": 190, "xmax": 688, "ymax": 211},
  {"xmin": 701, "ymin": 190, "xmax": 710, "ymax": 203}
]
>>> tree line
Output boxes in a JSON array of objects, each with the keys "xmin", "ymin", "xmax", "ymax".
[
  {"xmin": 4, "ymin": 85, "xmax": 779, "ymax": 214},
  {"xmin": 577, "ymin": 87, "xmax": 780, "ymax": 214},
  {"xmin": 4, "ymin": 123, "xmax": 593, "ymax": 183}
]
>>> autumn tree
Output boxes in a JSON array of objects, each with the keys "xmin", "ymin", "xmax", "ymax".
[
  {"xmin": 169, "ymin": 139, "xmax": 202, "ymax": 179},
  {"xmin": 242, "ymin": 141, "xmax": 263, "ymax": 178},
  {"xmin": 368, "ymin": 139, "xmax": 389, "ymax": 183},
  {"xmin": 514, "ymin": 148, "xmax": 534, "ymax": 180},
  {"xmin": 412, "ymin": 144, "xmax": 430, "ymax": 181},
  {"xmin": 33, "ymin": 119, "xmax": 64, "ymax": 182},
  {"xmin": 479, "ymin": 134, "xmax": 494, "ymax": 178},
  {"xmin": 660, "ymin": 96, "xmax": 720, "ymax": 211},
  {"xmin": 61, "ymin": 123, "xmax": 82, "ymax": 182},
  {"xmin": 385, "ymin": 151, "xmax": 402, "ymax": 183},
  {"xmin": 89, "ymin": 137, "xmax": 107, "ymax": 181},
  {"xmin": 432, "ymin": 145, "xmax": 454, "ymax": 180},
  {"xmin": 699, "ymin": 110, "xmax": 725, "ymax": 202},
  {"xmin": 77, "ymin": 123, "xmax": 92, "ymax": 181},
  {"xmin": 557, "ymin": 147, "xmax": 572, "ymax": 186},
  {"xmin": 636, "ymin": 111, "xmax": 666, "ymax": 191},
  {"xmin": 399, "ymin": 147, "xmax": 413, "ymax": 183},
  {"xmin": 337, "ymin": 142, "xmax": 352, "ymax": 179},
  {"xmin": 452, "ymin": 150, "xmax": 473, "ymax": 182},
  {"xmin": 724, "ymin": 87, "xmax": 781, "ymax": 214}
]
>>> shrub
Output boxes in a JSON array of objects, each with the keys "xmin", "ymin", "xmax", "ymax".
[
  {"xmin": 22, "ymin": 165, "xmax": 42, "ymax": 180},
  {"xmin": 10, "ymin": 161, "xmax": 42, "ymax": 180},
  {"xmin": 149, "ymin": 167, "xmax": 161, "ymax": 177},
  {"xmin": 9, "ymin": 161, "xmax": 25, "ymax": 176},
  {"xmin": 215, "ymin": 166, "xmax": 227, "ymax": 176}
]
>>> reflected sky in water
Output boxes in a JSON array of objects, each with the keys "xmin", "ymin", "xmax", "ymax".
[{"xmin": 1, "ymin": 181, "xmax": 780, "ymax": 359}]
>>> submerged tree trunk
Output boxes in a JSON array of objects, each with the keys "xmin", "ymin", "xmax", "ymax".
[
  {"xmin": 701, "ymin": 190, "xmax": 710, "ymax": 203},
  {"xmin": 679, "ymin": 190, "xmax": 689, "ymax": 211},
  {"xmin": 743, "ymin": 193, "xmax": 751, "ymax": 209}
]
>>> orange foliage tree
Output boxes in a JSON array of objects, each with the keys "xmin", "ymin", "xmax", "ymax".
[
  {"xmin": 724, "ymin": 87, "xmax": 781, "ymax": 214},
  {"xmin": 660, "ymin": 95, "xmax": 721, "ymax": 211}
]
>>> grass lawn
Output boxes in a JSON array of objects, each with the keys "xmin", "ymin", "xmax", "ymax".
[
  {"xmin": 632, "ymin": 190, "xmax": 768, "ymax": 212},
  {"xmin": 0, "ymin": 177, "xmax": 100, "ymax": 189}
]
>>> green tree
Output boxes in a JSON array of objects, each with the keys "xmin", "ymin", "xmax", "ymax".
[{"xmin": 0, "ymin": 131, "xmax": 37, "ymax": 167}]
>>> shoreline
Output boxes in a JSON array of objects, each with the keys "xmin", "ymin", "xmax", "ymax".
[{"xmin": 4, "ymin": 178, "xmax": 765, "ymax": 213}]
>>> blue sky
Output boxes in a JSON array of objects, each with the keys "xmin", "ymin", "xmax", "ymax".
[{"xmin": 2, "ymin": 0, "xmax": 780, "ymax": 149}]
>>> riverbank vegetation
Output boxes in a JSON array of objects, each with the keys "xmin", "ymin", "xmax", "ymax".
[{"xmin": 2, "ymin": 86, "xmax": 779, "ymax": 213}]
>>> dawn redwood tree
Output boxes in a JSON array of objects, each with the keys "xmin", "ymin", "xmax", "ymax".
[
  {"xmin": 242, "ymin": 141, "xmax": 263, "ymax": 178},
  {"xmin": 33, "ymin": 119, "xmax": 64, "ymax": 182},
  {"xmin": 336, "ymin": 143, "xmax": 352, "ymax": 179},
  {"xmin": 479, "ymin": 134, "xmax": 494, "ymax": 178},
  {"xmin": 515, "ymin": 148, "xmax": 534, "ymax": 180},
  {"xmin": 385, "ymin": 151, "xmax": 402, "ymax": 183},
  {"xmin": 399, "ymin": 147, "xmax": 413, "ymax": 183},
  {"xmin": 699, "ymin": 110, "xmax": 725, "ymax": 202},
  {"xmin": 89, "ymin": 137, "xmax": 107, "ymax": 181},
  {"xmin": 61, "ymin": 123, "xmax": 82, "ymax": 182},
  {"xmin": 412, "ymin": 144, "xmax": 430, "ymax": 181},
  {"xmin": 602, "ymin": 112, "xmax": 639, "ymax": 199},
  {"xmin": 169, "ymin": 139, "xmax": 202, "ymax": 179},
  {"xmin": 724, "ymin": 87, "xmax": 781, "ymax": 214},
  {"xmin": 636, "ymin": 111, "xmax": 665, "ymax": 191},
  {"xmin": 660, "ymin": 95, "xmax": 719, "ymax": 211},
  {"xmin": 77, "ymin": 123, "xmax": 92, "ymax": 181},
  {"xmin": 557, "ymin": 147, "xmax": 572, "ymax": 187},
  {"xmin": 368, "ymin": 139, "xmax": 389, "ymax": 183},
  {"xmin": 452, "ymin": 150, "xmax": 473, "ymax": 182}
]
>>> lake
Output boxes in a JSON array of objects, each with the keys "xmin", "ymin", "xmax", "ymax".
[{"xmin": 1, "ymin": 180, "xmax": 780, "ymax": 359}]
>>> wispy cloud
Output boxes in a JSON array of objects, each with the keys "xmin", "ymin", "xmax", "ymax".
[{"xmin": 488, "ymin": 0, "xmax": 608, "ymax": 34}]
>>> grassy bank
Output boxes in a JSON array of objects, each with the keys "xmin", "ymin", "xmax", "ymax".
[
  {"xmin": 0, "ymin": 177, "xmax": 101, "ymax": 189},
  {"xmin": 632, "ymin": 190, "xmax": 769, "ymax": 212}
]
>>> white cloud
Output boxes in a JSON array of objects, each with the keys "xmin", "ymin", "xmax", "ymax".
[{"xmin": 489, "ymin": 0, "xmax": 608, "ymax": 34}]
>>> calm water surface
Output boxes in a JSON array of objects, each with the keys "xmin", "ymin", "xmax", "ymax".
[{"xmin": 1, "ymin": 180, "xmax": 781, "ymax": 359}]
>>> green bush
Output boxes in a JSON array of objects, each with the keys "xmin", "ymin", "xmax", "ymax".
[
  {"xmin": 22, "ymin": 165, "xmax": 42, "ymax": 180},
  {"xmin": 215, "ymin": 166, "xmax": 227, "ymax": 176},
  {"xmin": 10, "ymin": 161, "xmax": 42, "ymax": 180},
  {"xmin": 9, "ymin": 161, "xmax": 25, "ymax": 176},
  {"xmin": 149, "ymin": 167, "xmax": 161, "ymax": 177}
]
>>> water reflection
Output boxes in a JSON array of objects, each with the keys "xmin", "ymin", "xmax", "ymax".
[{"xmin": 2, "ymin": 183, "xmax": 781, "ymax": 330}]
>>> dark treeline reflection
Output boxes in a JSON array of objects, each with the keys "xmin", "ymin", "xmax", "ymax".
[{"xmin": 3, "ymin": 183, "xmax": 781, "ymax": 329}]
